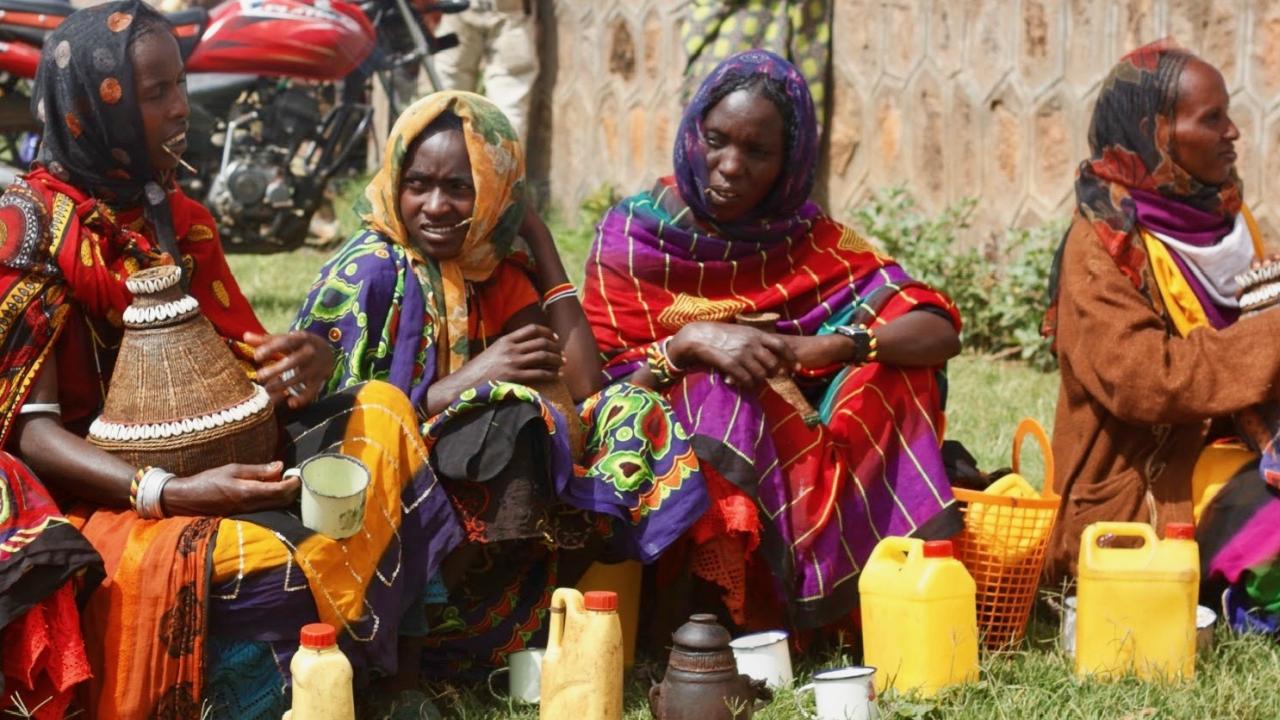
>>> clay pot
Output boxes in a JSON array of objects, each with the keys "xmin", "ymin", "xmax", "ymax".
[{"xmin": 649, "ymin": 614, "xmax": 771, "ymax": 720}]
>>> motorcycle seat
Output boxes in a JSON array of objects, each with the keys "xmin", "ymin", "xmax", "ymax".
[
  {"xmin": 0, "ymin": 0, "xmax": 72, "ymax": 19},
  {"xmin": 0, "ymin": 0, "xmax": 68, "ymax": 49}
]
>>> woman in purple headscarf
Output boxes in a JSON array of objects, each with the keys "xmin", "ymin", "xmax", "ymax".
[{"xmin": 581, "ymin": 50, "xmax": 963, "ymax": 631}]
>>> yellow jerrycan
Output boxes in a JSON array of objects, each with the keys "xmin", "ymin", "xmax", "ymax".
[
  {"xmin": 576, "ymin": 560, "xmax": 641, "ymax": 668},
  {"xmin": 1075, "ymin": 521, "xmax": 1199, "ymax": 681},
  {"xmin": 540, "ymin": 588, "xmax": 623, "ymax": 720},
  {"xmin": 859, "ymin": 537, "xmax": 979, "ymax": 697}
]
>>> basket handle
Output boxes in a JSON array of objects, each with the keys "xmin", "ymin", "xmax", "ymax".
[{"xmin": 1012, "ymin": 417, "xmax": 1055, "ymax": 499}]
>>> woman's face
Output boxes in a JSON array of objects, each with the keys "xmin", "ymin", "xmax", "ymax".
[
  {"xmin": 1171, "ymin": 58, "xmax": 1239, "ymax": 186},
  {"xmin": 131, "ymin": 29, "xmax": 189, "ymax": 174},
  {"xmin": 700, "ymin": 87, "xmax": 785, "ymax": 223},
  {"xmin": 399, "ymin": 127, "xmax": 475, "ymax": 260}
]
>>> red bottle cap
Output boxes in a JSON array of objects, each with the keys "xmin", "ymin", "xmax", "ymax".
[
  {"xmin": 299, "ymin": 622, "xmax": 337, "ymax": 649},
  {"xmin": 1165, "ymin": 522, "xmax": 1195, "ymax": 540},
  {"xmin": 922, "ymin": 540, "xmax": 954, "ymax": 559},
  {"xmin": 583, "ymin": 591, "xmax": 618, "ymax": 612}
]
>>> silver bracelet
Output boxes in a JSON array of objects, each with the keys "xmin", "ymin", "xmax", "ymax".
[
  {"xmin": 18, "ymin": 402, "xmax": 61, "ymax": 416},
  {"xmin": 136, "ymin": 467, "xmax": 175, "ymax": 519}
]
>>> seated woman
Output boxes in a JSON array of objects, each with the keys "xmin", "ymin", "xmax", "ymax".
[
  {"xmin": 580, "ymin": 50, "xmax": 963, "ymax": 632},
  {"xmin": 294, "ymin": 91, "xmax": 707, "ymax": 676},
  {"xmin": 0, "ymin": 3, "xmax": 461, "ymax": 717},
  {"xmin": 1044, "ymin": 39, "xmax": 1280, "ymax": 617}
]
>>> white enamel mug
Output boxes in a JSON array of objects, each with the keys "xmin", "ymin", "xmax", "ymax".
[
  {"xmin": 487, "ymin": 647, "xmax": 544, "ymax": 704},
  {"xmin": 285, "ymin": 453, "xmax": 369, "ymax": 540},
  {"xmin": 795, "ymin": 666, "xmax": 879, "ymax": 720},
  {"xmin": 1061, "ymin": 595, "xmax": 1078, "ymax": 657},
  {"xmin": 730, "ymin": 629, "xmax": 793, "ymax": 689}
]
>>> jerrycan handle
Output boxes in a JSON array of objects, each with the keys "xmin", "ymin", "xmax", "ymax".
[
  {"xmin": 547, "ymin": 587, "xmax": 580, "ymax": 651},
  {"xmin": 1080, "ymin": 521, "xmax": 1158, "ymax": 559},
  {"xmin": 867, "ymin": 536, "xmax": 922, "ymax": 567},
  {"xmin": 1012, "ymin": 417, "xmax": 1055, "ymax": 500}
]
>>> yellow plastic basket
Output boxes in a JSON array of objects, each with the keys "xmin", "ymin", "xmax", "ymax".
[{"xmin": 952, "ymin": 418, "xmax": 1060, "ymax": 651}]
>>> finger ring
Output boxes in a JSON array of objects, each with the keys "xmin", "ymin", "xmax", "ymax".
[
  {"xmin": 281, "ymin": 368, "xmax": 298, "ymax": 383},
  {"xmin": 286, "ymin": 382, "xmax": 306, "ymax": 399}
]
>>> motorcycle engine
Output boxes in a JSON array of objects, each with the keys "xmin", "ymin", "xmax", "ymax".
[{"xmin": 207, "ymin": 86, "xmax": 325, "ymax": 250}]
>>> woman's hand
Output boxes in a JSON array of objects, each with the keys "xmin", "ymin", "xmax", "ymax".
[
  {"xmin": 247, "ymin": 330, "xmax": 336, "ymax": 410},
  {"xmin": 778, "ymin": 333, "xmax": 854, "ymax": 369},
  {"xmin": 161, "ymin": 461, "xmax": 300, "ymax": 516},
  {"xmin": 463, "ymin": 323, "xmax": 565, "ymax": 387},
  {"xmin": 667, "ymin": 321, "xmax": 796, "ymax": 388}
]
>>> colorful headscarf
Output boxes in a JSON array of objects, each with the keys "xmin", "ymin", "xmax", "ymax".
[
  {"xmin": 355, "ymin": 91, "xmax": 525, "ymax": 376},
  {"xmin": 1045, "ymin": 39, "xmax": 1241, "ymax": 336},
  {"xmin": 674, "ymin": 49, "xmax": 819, "ymax": 241},
  {"xmin": 32, "ymin": 0, "xmax": 183, "ymax": 262}
]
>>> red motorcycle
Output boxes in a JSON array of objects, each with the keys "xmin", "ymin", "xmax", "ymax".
[{"xmin": 0, "ymin": 0, "xmax": 467, "ymax": 251}]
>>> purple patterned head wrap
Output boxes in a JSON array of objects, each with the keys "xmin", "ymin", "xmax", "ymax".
[{"xmin": 674, "ymin": 49, "xmax": 819, "ymax": 233}]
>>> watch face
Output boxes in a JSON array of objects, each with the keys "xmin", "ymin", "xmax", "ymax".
[{"xmin": 838, "ymin": 325, "xmax": 871, "ymax": 362}]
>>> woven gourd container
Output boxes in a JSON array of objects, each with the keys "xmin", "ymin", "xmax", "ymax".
[{"xmin": 88, "ymin": 265, "xmax": 277, "ymax": 476}]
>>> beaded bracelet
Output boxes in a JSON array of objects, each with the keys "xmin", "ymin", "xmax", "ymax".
[
  {"xmin": 129, "ymin": 466, "xmax": 149, "ymax": 513},
  {"xmin": 541, "ymin": 282, "xmax": 577, "ymax": 309},
  {"xmin": 645, "ymin": 338, "xmax": 684, "ymax": 386},
  {"xmin": 863, "ymin": 325, "xmax": 880, "ymax": 364}
]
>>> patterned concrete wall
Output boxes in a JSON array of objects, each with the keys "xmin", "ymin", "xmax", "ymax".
[{"xmin": 528, "ymin": 1, "xmax": 1280, "ymax": 241}]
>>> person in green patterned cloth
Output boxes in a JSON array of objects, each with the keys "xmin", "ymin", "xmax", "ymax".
[
  {"xmin": 683, "ymin": 0, "xmax": 831, "ymax": 128},
  {"xmin": 294, "ymin": 90, "xmax": 709, "ymax": 679}
]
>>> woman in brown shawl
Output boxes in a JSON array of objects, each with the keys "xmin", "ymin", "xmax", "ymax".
[{"xmin": 1044, "ymin": 40, "xmax": 1280, "ymax": 622}]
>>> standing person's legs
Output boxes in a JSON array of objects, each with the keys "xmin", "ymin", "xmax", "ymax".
[
  {"xmin": 429, "ymin": 8, "xmax": 486, "ymax": 94},
  {"xmin": 482, "ymin": 6, "xmax": 539, "ymax": 147}
]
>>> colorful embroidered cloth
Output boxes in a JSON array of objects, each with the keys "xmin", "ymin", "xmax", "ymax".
[
  {"xmin": 0, "ymin": 453, "xmax": 101, "ymax": 720},
  {"xmin": 582, "ymin": 50, "xmax": 963, "ymax": 628}
]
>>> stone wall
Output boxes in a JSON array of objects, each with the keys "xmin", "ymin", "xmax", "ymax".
[{"xmin": 528, "ymin": 1, "xmax": 1280, "ymax": 242}]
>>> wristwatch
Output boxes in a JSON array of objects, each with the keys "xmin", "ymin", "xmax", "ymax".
[{"xmin": 834, "ymin": 323, "xmax": 878, "ymax": 365}]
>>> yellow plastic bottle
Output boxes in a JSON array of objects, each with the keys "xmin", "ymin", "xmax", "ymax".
[
  {"xmin": 859, "ymin": 537, "xmax": 980, "ymax": 697},
  {"xmin": 540, "ymin": 588, "xmax": 623, "ymax": 720},
  {"xmin": 282, "ymin": 623, "xmax": 354, "ymax": 720},
  {"xmin": 1075, "ymin": 521, "xmax": 1199, "ymax": 681}
]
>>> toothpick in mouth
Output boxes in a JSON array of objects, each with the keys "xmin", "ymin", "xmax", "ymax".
[{"xmin": 163, "ymin": 144, "xmax": 197, "ymax": 175}]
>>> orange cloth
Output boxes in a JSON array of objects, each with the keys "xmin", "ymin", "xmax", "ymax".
[
  {"xmin": 466, "ymin": 259, "xmax": 539, "ymax": 348},
  {"xmin": 75, "ymin": 511, "xmax": 218, "ymax": 719}
]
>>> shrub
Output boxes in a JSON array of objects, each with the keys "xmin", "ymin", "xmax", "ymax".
[{"xmin": 852, "ymin": 187, "xmax": 1062, "ymax": 371}]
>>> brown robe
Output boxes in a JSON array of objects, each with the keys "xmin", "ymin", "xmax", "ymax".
[{"xmin": 1045, "ymin": 215, "xmax": 1280, "ymax": 581}]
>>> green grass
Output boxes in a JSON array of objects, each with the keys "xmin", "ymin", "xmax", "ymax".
[
  {"xmin": 227, "ymin": 218, "xmax": 1276, "ymax": 719},
  {"xmin": 380, "ymin": 619, "xmax": 1280, "ymax": 719}
]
